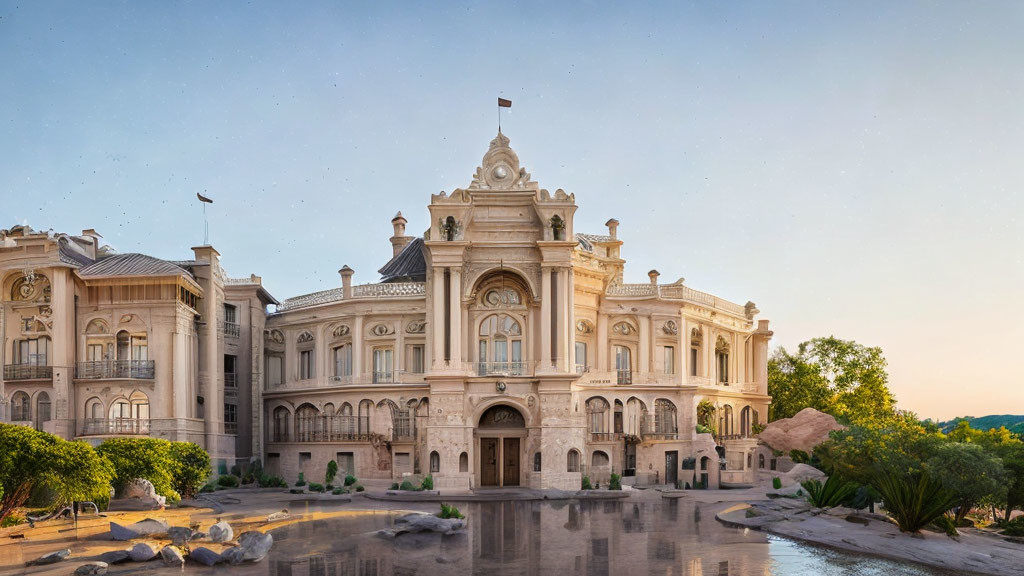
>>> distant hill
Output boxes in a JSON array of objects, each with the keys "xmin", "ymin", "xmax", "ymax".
[{"xmin": 939, "ymin": 415, "xmax": 1024, "ymax": 435}]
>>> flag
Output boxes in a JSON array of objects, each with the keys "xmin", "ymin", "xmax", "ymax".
[
  {"xmin": 197, "ymin": 192, "xmax": 213, "ymax": 204},
  {"xmin": 498, "ymin": 98, "xmax": 512, "ymax": 108}
]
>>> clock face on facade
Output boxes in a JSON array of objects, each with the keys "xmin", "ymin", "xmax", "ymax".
[{"xmin": 496, "ymin": 381, "xmax": 507, "ymax": 392}]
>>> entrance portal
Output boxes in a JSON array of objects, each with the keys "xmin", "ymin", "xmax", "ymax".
[{"xmin": 477, "ymin": 405, "xmax": 526, "ymax": 487}]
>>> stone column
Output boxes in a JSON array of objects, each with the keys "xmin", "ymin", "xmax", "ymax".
[
  {"xmin": 540, "ymin": 267, "xmax": 552, "ymax": 371},
  {"xmin": 395, "ymin": 319, "xmax": 404, "ymax": 381},
  {"xmin": 353, "ymin": 316, "xmax": 364, "ymax": 380},
  {"xmin": 49, "ymin": 267, "xmax": 75, "ymax": 437},
  {"xmin": 449, "ymin": 267, "xmax": 462, "ymax": 365},
  {"xmin": 679, "ymin": 313, "xmax": 688, "ymax": 382},
  {"xmin": 638, "ymin": 316, "xmax": 650, "ymax": 377},
  {"xmin": 703, "ymin": 325, "xmax": 712, "ymax": 380},
  {"xmin": 172, "ymin": 328, "xmax": 188, "ymax": 420},
  {"xmin": 557, "ymin": 268, "xmax": 570, "ymax": 371},
  {"xmin": 431, "ymin": 267, "xmax": 445, "ymax": 368},
  {"xmin": 596, "ymin": 314, "xmax": 608, "ymax": 372}
]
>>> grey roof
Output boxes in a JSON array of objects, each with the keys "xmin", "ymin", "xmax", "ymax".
[
  {"xmin": 79, "ymin": 253, "xmax": 193, "ymax": 279},
  {"xmin": 378, "ymin": 237, "xmax": 426, "ymax": 282},
  {"xmin": 57, "ymin": 236, "xmax": 95, "ymax": 267}
]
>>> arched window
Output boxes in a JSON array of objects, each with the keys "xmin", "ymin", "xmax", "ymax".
[
  {"xmin": 759, "ymin": 453, "xmax": 765, "ymax": 469},
  {"xmin": 460, "ymin": 452, "xmax": 469, "ymax": 473},
  {"xmin": 592, "ymin": 451, "xmax": 609, "ymax": 468},
  {"xmin": 478, "ymin": 314, "xmax": 523, "ymax": 374},
  {"xmin": 613, "ymin": 400, "xmax": 624, "ymax": 433},
  {"xmin": 129, "ymin": 390, "xmax": 150, "ymax": 420},
  {"xmin": 614, "ymin": 345, "xmax": 632, "ymax": 384},
  {"xmin": 35, "ymin": 392, "xmax": 51, "ymax": 429},
  {"xmin": 295, "ymin": 404, "xmax": 320, "ymax": 442},
  {"xmin": 740, "ymin": 406, "xmax": 752, "ymax": 437},
  {"xmin": 716, "ymin": 336, "xmax": 729, "ymax": 383},
  {"xmin": 586, "ymin": 397, "xmax": 609, "ymax": 435},
  {"xmin": 115, "ymin": 330, "xmax": 148, "ymax": 361},
  {"xmin": 567, "ymin": 449, "xmax": 581, "ymax": 473},
  {"xmin": 340, "ymin": 402, "xmax": 354, "ymax": 435},
  {"xmin": 297, "ymin": 331, "xmax": 315, "ymax": 380},
  {"xmin": 273, "ymin": 406, "xmax": 290, "ymax": 442},
  {"xmin": 358, "ymin": 400, "xmax": 373, "ymax": 435},
  {"xmin": 429, "ymin": 451, "xmax": 440, "ymax": 473},
  {"xmin": 11, "ymin": 391, "xmax": 30, "ymax": 421},
  {"xmin": 720, "ymin": 405, "xmax": 734, "ymax": 437},
  {"xmin": 86, "ymin": 397, "xmax": 104, "ymax": 420},
  {"xmin": 533, "ymin": 452, "xmax": 541, "ymax": 472},
  {"xmin": 654, "ymin": 399, "xmax": 677, "ymax": 436}
]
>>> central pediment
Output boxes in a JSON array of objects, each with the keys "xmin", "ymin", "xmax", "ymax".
[{"xmin": 467, "ymin": 131, "xmax": 538, "ymax": 191}]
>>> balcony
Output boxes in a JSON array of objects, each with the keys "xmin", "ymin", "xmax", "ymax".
[
  {"xmin": 223, "ymin": 321, "xmax": 240, "ymax": 338},
  {"xmin": 81, "ymin": 418, "xmax": 150, "ymax": 436},
  {"xmin": 372, "ymin": 371, "xmax": 395, "ymax": 384},
  {"xmin": 616, "ymin": 369, "xmax": 632, "ymax": 385},
  {"xmin": 291, "ymin": 415, "xmax": 372, "ymax": 442},
  {"xmin": 589, "ymin": 432, "xmax": 622, "ymax": 442},
  {"xmin": 474, "ymin": 362, "xmax": 529, "ymax": 377},
  {"xmin": 575, "ymin": 364, "xmax": 590, "ymax": 375},
  {"xmin": 3, "ymin": 364, "xmax": 52, "ymax": 381},
  {"xmin": 75, "ymin": 360, "xmax": 155, "ymax": 380}
]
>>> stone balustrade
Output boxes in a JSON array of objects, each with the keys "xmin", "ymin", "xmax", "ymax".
[
  {"xmin": 278, "ymin": 282, "xmax": 426, "ymax": 311},
  {"xmin": 606, "ymin": 282, "xmax": 748, "ymax": 317}
]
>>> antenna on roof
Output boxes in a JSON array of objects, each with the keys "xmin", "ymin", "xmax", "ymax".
[{"xmin": 197, "ymin": 192, "xmax": 213, "ymax": 244}]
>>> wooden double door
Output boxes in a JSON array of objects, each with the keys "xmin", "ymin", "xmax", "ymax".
[{"xmin": 480, "ymin": 437, "xmax": 520, "ymax": 487}]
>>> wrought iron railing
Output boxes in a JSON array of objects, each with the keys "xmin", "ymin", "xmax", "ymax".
[
  {"xmin": 223, "ymin": 321, "xmax": 240, "ymax": 338},
  {"xmin": 80, "ymin": 418, "xmax": 150, "ymax": 436},
  {"xmin": 75, "ymin": 360, "xmax": 155, "ymax": 380},
  {"xmin": 474, "ymin": 362, "xmax": 529, "ymax": 377},
  {"xmin": 4, "ymin": 364, "xmax": 52, "ymax": 380},
  {"xmin": 292, "ymin": 416, "xmax": 371, "ymax": 442},
  {"xmin": 224, "ymin": 373, "xmax": 237, "ymax": 388},
  {"xmin": 373, "ymin": 371, "xmax": 395, "ymax": 384},
  {"xmin": 616, "ymin": 369, "xmax": 632, "ymax": 385}
]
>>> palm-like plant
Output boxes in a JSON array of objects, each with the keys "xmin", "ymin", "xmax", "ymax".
[
  {"xmin": 873, "ymin": 472, "xmax": 957, "ymax": 532},
  {"xmin": 801, "ymin": 474, "xmax": 858, "ymax": 508}
]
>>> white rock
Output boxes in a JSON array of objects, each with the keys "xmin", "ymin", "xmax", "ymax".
[
  {"xmin": 209, "ymin": 520, "xmax": 233, "ymax": 543},
  {"xmin": 160, "ymin": 546, "xmax": 184, "ymax": 566},
  {"xmin": 27, "ymin": 549, "xmax": 71, "ymax": 566},
  {"xmin": 113, "ymin": 478, "xmax": 165, "ymax": 510},
  {"xmin": 238, "ymin": 531, "xmax": 274, "ymax": 562},
  {"xmin": 109, "ymin": 518, "xmax": 169, "ymax": 541}
]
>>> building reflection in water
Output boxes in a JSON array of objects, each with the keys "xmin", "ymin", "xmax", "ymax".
[{"xmin": 258, "ymin": 499, "xmax": 772, "ymax": 576}]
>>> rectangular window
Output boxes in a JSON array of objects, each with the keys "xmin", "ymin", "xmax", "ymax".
[
  {"xmin": 718, "ymin": 353, "xmax": 729, "ymax": 383},
  {"xmin": 224, "ymin": 304, "xmax": 238, "ymax": 324},
  {"xmin": 395, "ymin": 452, "xmax": 410, "ymax": 469},
  {"xmin": 267, "ymin": 355, "xmax": 283, "ymax": 387},
  {"xmin": 664, "ymin": 346, "xmax": 675, "ymax": 375},
  {"xmin": 337, "ymin": 452, "xmax": 355, "ymax": 475},
  {"xmin": 17, "ymin": 338, "xmax": 50, "ymax": 365},
  {"xmin": 614, "ymin": 346, "xmax": 631, "ymax": 385},
  {"xmin": 131, "ymin": 335, "xmax": 148, "ymax": 361},
  {"xmin": 690, "ymin": 347, "xmax": 698, "ymax": 376},
  {"xmin": 410, "ymin": 345, "xmax": 424, "ymax": 374},
  {"xmin": 511, "ymin": 340, "xmax": 522, "ymax": 363},
  {"xmin": 478, "ymin": 339, "xmax": 487, "ymax": 363},
  {"xmin": 575, "ymin": 342, "xmax": 587, "ymax": 371},
  {"xmin": 300, "ymin": 350, "xmax": 314, "ymax": 380},
  {"xmin": 224, "ymin": 403, "xmax": 237, "ymax": 424},
  {"xmin": 87, "ymin": 344, "xmax": 105, "ymax": 361},
  {"xmin": 333, "ymin": 344, "xmax": 352, "ymax": 377},
  {"xmin": 373, "ymin": 348, "xmax": 393, "ymax": 383}
]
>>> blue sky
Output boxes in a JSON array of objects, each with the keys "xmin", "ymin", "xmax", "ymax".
[{"xmin": 2, "ymin": 1, "xmax": 1022, "ymax": 419}]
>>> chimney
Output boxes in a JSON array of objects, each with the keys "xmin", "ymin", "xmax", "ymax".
[
  {"xmin": 390, "ymin": 212, "xmax": 411, "ymax": 257},
  {"xmin": 605, "ymin": 218, "xmax": 619, "ymax": 240},
  {"xmin": 339, "ymin": 265, "xmax": 354, "ymax": 298},
  {"xmin": 81, "ymin": 229, "xmax": 103, "ymax": 259},
  {"xmin": 648, "ymin": 269, "xmax": 660, "ymax": 284}
]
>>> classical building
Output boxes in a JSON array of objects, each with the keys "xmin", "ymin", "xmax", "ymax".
[{"xmin": 0, "ymin": 130, "xmax": 772, "ymax": 490}]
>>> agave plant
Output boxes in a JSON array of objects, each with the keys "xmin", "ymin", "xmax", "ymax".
[
  {"xmin": 872, "ymin": 472, "xmax": 957, "ymax": 533},
  {"xmin": 801, "ymin": 474, "xmax": 858, "ymax": 508}
]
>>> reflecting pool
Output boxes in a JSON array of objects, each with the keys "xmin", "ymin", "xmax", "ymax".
[{"xmin": 227, "ymin": 499, "xmax": 958, "ymax": 576}]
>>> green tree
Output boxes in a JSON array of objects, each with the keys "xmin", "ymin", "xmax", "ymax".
[
  {"xmin": 168, "ymin": 441, "xmax": 211, "ymax": 499},
  {"xmin": 926, "ymin": 442, "xmax": 1006, "ymax": 525},
  {"xmin": 0, "ymin": 424, "xmax": 113, "ymax": 524},
  {"xmin": 768, "ymin": 336, "xmax": 895, "ymax": 425},
  {"xmin": 814, "ymin": 412, "xmax": 943, "ymax": 485},
  {"xmin": 96, "ymin": 437, "xmax": 179, "ymax": 502}
]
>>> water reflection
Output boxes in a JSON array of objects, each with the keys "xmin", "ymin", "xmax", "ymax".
[{"xmin": 252, "ymin": 499, "xmax": 956, "ymax": 576}]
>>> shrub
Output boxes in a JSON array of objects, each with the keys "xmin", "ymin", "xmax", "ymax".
[
  {"xmin": 169, "ymin": 442, "xmax": 211, "ymax": 499},
  {"xmin": 421, "ymin": 476, "xmax": 434, "ymax": 491},
  {"xmin": 772, "ymin": 477, "xmax": 782, "ymax": 490},
  {"xmin": 344, "ymin": 474, "xmax": 358, "ymax": 487},
  {"xmin": 332, "ymin": 488, "xmax": 346, "ymax": 495},
  {"xmin": 932, "ymin": 514, "xmax": 959, "ymax": 537},
  {"xmin": 399, "ymin": 480, "xmax": 416, "ymax": 491},
  {"xmin": 996, "ymin": 516, "xmax": 1024, "ymax": 537},
  {"xmin": 801, "ymin": 475, "xmax": 858, "ymax": 508},
  {"xmin": 326, "ymin": 461, "xmax": 339, "ymax": 486},
  {"xmin": 217, "ymin": 475, "xmax": 239, "ymax": 488},
  {"xmin": 308, "ymin": 482, "xmax": 325, "ymax": 493},
  {"xmin": 355, "ymin": 485, "xmax": 365, "ymax": 492},
  {"xmin": 295, "ymin": 472, "xmax": 306, "ymax": 487},
  {"xmin": 608, "ymin": 473, "xmax": 622, "ymax": 491},
  {"xmin": 789, "ymin": 449, "xmax": 810, "ymax": 464},
  {"xmin": 873, "ymin": 472, "xmax": 957, "ymax": 533},
  {"xmin": 581, "ymin": 476, "xmax": 592, "ymax": 490},
  {"xmin": 1, "ymin": 513, "xmax": 25, "ymax": 528},
  {"xmin": 439, "ymin": 503, "xmax": 464, "ymax": 519},
  {"xmin": 199, "ymin": 484, "xmax": 216, "ymax": 493},
  {"xmin": 96, "ymin": 437, "xmax": 177, "ymax": 500},
  {"xmin": 390, "ymin": 482, "xmax": 400, "ymax": 490}
]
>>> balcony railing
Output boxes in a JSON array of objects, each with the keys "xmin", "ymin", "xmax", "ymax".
[
  {"xmin": 616, "ymin": 369, "xmax": 632, "ymax": 385},
  {"xmin": 4, "ymin": 364, "xmax": 52, "ymax": 380},
  {"xmin": 373, "ymin": 371, "xmax": 395, "ymax": 384},
  {"xmin": 225, "ymin": 373, "xmax": 237, "ymax": 388},
  {"xmin": 640, "ymin": 415, "xmax": 678, "ymax": 440},
  {"xmin": 291, "ymin": 415, "xmax": 372, "ymax": 442},
  {"xmin": 81, "ymin": 418, "xmax": 150, "ymax": 436},
  {"xmin": 475, "ymin": 362, "xmax": 529, "ymax": 377},
  {"xmin": 590, "ymin": 432, "xmax": 622, "ymax": 442},
  {"xmin": 223, "ymin": 321, "xmax": 240, "ymax": 338},
  {"xmin": 224, "ymin": 421, "xmax": 238, "ymax": 435},
  {"xmin": 575, "ymin": 364, "xmax": 590, "ymax": 374},
  {"xmin": 75, "ymin": 360, "xmax": 155, "ymax": 380}
]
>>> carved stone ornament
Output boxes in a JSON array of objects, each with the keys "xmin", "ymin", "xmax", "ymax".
[
  {"xmin": 467, "ymin": 131, "xmax": 537, "ymax": 191},
  {"xmin": 38, "ymin": 306, "xmax": 53, "ymax": 319},
  {"xmin": 496, "ymin": 381, "xmax": 507, "ymax": 393},
  {"xmin": 266, "ymin": 329, "xmax": 284, "ymax": 344},
  {"xmin": 119, "ymin": 314, "xmax": 134, "ymax": 323},
  {"xmin": 612, "ymin": 322, "xmax": 636, "ymax": 336},
  {"xmin": 662, "ymin": 320, "xmax": 678, "ymax": 335},
  {"xmin": 575, "ymin": 320, "xmax": 594, "ymax": 335},
  {"xmin": 371, "ymin": 324, "xmax": 394, "ymax": 336},
  {"xmin": 332, "ymin": 325, "xmax": 350, "ymax": 338},
  {"xmin": 406, "ymin": 320, "xmax": 427, "ymax": 334},
  {"xmin": 297, "ymin": 331, "xmax": 314, "ymax": 344},
  {"xmin": 484, "ymin": 288, "xmax": 521, "ymax": 307},
  {"xmin": 438, "ymin": 216, "xmax": 461, "ymax": 241},
  {"xmin": 690, "ymin": 327, "xmax": 703, "ymax": 346},
  {"xmin": 715, "ymin": 335, "xmax": 730, "ymax": 353}
]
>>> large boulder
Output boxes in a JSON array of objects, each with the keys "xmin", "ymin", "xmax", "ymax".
[
  {"xmin": 777, "ymin": 463, "xmax": 827, "ymax": 487},
  {"xmin": 238, "ymin": 531, "xmax": 274, "ymax": 562},
  {"xmin": 109, "ymin": 478, "xmax": 165, "ymax": 511},
  {"xmin": 160, "ymin": 546, "xmax": 184, "ymax": 566},
  {"xmin": 189, "ymin": 547, "xmax": 223, "ymax": 566},
  {"xmin": 208, "ymin": 520, "xmax": 233, "ymax": 543},
  {"xmin": 74, "ymin": 562, "xmax": 108, "ymax": 575},
  {"xmin": 26, "ymin": 549, "xmax": 71, "ymax": 566},
  {"xmin": 128, "ymin": 543, "xmax": 158, "ymax": 562},
  {"xmin": 757, "ymin": 408, "xmax": 843, "ymax": 454},
  {"xmin": 98, "ymin": 550, "xmax": 131, "ymax": 564},
  {"xmin": 109, "ymin": 518, "xmax": 169, "ymax": 541}
]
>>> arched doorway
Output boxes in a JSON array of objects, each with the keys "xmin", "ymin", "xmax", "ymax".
[{"xmin": 477, "ymin": 404, "xmax": 526, "ymax": 487}]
